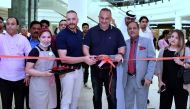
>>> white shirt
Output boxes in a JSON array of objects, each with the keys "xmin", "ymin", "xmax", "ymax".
[
  {"xmin": 139, "ymin": 28, "xmax": 153, "ymax": 40},
  {"xmin": 118, "ymin": 18, "xmax": 130, "ymax": 41},
  {"xmin": 120, "ymin": 26, "xmax": 130, "ymax": 41}
]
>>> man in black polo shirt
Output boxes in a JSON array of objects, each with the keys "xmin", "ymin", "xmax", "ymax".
[
  {"xmin": 83, "ymin": 8, "xmax": 126, "ymax": 109},
  {"xmin": 56, "ymin": 10, "xmax": 96, "ymax": 109}
]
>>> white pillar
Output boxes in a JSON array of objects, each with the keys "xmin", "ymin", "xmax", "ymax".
[
  {"xmin": 68, "ymin": 0, "xmax": 87, "ymax": 30},
  {"xmin": 175, "ymin": 16, "xmax": 182, "ymax": 29}
]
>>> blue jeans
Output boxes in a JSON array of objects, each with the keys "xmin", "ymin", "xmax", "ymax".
[{"xmin": 91, "ymin": 66, "xmax": 117, "ymax": 109}]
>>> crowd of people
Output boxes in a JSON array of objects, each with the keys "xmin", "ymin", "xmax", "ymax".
[{"xmin": 0, "ymin": 7, "xmax": 189, "ymax": 109}]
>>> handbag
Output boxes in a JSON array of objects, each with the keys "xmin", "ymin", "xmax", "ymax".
[
  {"xmin": 177, "ymin": 64, "xmax": 190, "ymax": 84},
  {"xmin": 176, "ymin": 49, "xmax": 190, "ymax": 84},
  {"xmin": 183, "ymin": 68, "xmax": 190, "ymax": 84}
]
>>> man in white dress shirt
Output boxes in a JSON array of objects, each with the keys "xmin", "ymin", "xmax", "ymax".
[
  {"xmin": 139, "ymin": 16, "xmax": 154, "ymax": 105},
  {"xmin": 139, "ymin": 16, "xmax": 153, "ymax": 40}
]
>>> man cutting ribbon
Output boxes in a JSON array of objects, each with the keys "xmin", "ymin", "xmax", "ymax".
[{"xmin": 83, "ymin": 8, "xmax": 126, "ymax": 109}]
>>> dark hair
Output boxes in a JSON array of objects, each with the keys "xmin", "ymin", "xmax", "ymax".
[
  {"xmin": 0, "ymin": 16, "xmax": 4, "ymax": 22},
  {"xmin": 7, "ymin": 17, "xmax": 19, "ymax": 25},
  {"xmin": 139, "ymin": 16, "xmax": 149, "ymax": 22},
  {"xmin": 100, "ymin": 8, "xmax": 112, "ymax": 14},
  {"xmin": 30, "ymin": 21, "xmax": 41, "ymax": 29},
  {"xmin": 59, "ymin": 19, "xmax": 66, "ymax": 25},
  {"xmin": 54, "ymin": 27, "xmax": 58, "ymax": 35},
  {"xmin": 128, "ymin": 21, "xmax": 139, "ymax": 29},
  {"xmin": 40, "ymin": 19, "xmax": 50, "ymax": 26},
  {"xmin": 186, "ymin": 40, "xmax": 190, "ymax": 48},
  {"xmin": 82, "ymin": 23, "xmax": 89, "ymax": 27},
  {"xmin": 67, "ymin": 10, "xmax": 77, "ymax": 15},
  {"xmin": 158, "ymin": 30, "xmax": 170, "ymax": 40}
]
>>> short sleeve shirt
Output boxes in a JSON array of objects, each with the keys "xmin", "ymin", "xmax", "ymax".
[
  {"xmin": 84, "ymin": 25, "xmax": 126, "ymax": 55},
  {"xmin": 56, "ymin": 27, "xmax": 83, "ymax": 67},
  {"xmin": 27, "ymin": 45, "xmax": 51, "ymax": 63}
]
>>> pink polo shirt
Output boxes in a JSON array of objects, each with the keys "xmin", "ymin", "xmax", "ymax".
[{"xmin": 0, "ymin": 33, "xmax": 31, "ymax": 81}]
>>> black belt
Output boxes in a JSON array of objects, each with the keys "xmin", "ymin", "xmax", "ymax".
[
  {"xmin": 63, "ymin": 65, "xmax": 81, "ymax": 70},
  {"xmin": 128, "ymin": 72, "xmax": 136, "ymax": 76},
  {"xmin": 74, "ymin": 66, "xmax": 80, "ymax": 70}
]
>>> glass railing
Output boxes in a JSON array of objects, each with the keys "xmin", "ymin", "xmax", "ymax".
[{"xmin": 107, "ymin": 0, "xmax": 170, "ymax": 7}]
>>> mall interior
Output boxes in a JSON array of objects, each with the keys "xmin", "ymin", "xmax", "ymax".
[
  {"xmin": 0, "ymin": 0, "xmax": 190, "ymax": 109},
  {"xmin": 1, "ymin": 0, "xmax": 190, "ymax": 38}
]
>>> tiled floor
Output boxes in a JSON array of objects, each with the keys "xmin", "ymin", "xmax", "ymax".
[{"xmin": 78, "ymin": 77, "xmax": 161, "ymax": 109}]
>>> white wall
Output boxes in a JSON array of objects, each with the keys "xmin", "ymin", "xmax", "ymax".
[{"xmin": 0, "ymin": 0, "xmax": 11, "ymax": 8}]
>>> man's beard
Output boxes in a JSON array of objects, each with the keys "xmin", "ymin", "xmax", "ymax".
[{"xmin": 68, "ymin": 24, "xmax": 76, "ymax": 30}]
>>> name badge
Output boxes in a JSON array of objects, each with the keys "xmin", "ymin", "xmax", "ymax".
[{"xmin": 49, "ymin": 52, "xmax": 53, "ymax": 56}]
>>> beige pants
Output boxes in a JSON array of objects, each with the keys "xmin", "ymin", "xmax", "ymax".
[{"xmin": 60, "ymin": 68, "xmax": 83, "ymax": 109}]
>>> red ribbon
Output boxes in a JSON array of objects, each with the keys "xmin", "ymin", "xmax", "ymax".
[
  {"xmin": 49, "ymin": 65, "xmax": 79, "ymax": 85},
  {"xmin": 98, "ymin": 57, "xmax": 115, "ymax": 68},
  {"xmin": 0, "ymin": 55, "xmax": 190, "ymax": 61},
  {"xmin": 98, "ymin": 57, "xmax": 115, "ymax": 95},
  {"xmin": 51, "ymin": 66, "xmax": 78, "ymax": 73}
]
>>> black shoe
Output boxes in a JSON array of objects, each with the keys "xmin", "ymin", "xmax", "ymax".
[{"xmin": 147, "ymin": 99, "xmax": 150, "ymax": 104}]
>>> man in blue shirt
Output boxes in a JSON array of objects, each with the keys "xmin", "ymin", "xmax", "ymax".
[
  {"xmin": 56, "ymin": 10, "xmax": 96, "ymax": 109},
  {"xmin": 83, "ymin": 8, "xmax": 126, "ymax": 109},
  {"xmin": 23, "ymin": 21, "xmax": 42, "ymax": 109},
  {"xmin": 28, "ymin": 21, "xmax": 41, "ymax": 48}
]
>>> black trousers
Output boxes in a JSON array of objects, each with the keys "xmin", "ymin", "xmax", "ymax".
[
  {"xmin": 23, "ymin": 85, "xmax": 30, "ymax": 109},
  {"xmin": 160, "ymin": 88, "xmax": 188, "ymax": 109},
  {"xmin": 0, "ymin": 78, "xmax": 24, "ymax": 109},
  {"xmin": 55, "ymin": 74, "xmax": 61, "ymax": 109},
  {"xmin": 82, "ymin": 63, "xmax": 89, "ymax": 84},
  {"xmin": 91, "ymin": 66, "xmax": 117, "ymax": 109}
]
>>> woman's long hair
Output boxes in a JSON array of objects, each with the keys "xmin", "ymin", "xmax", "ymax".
[{"xmin": 168, "ymin": 29, "xmax": 185, "ymax": 56}]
